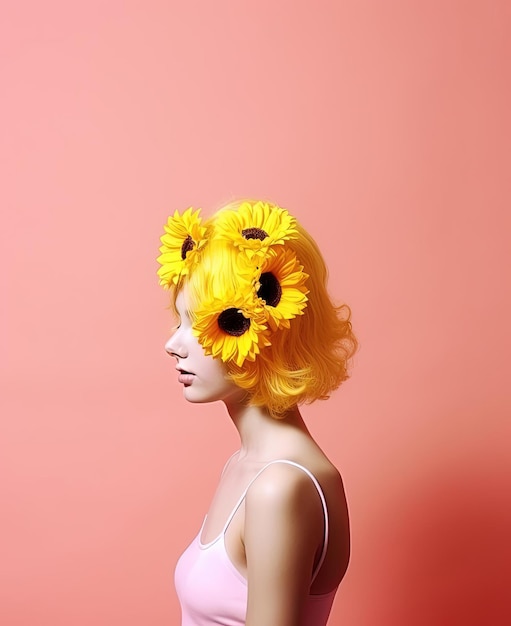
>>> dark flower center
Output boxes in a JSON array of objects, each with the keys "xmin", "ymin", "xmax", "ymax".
[
  {"xmin": 257, "ymin": 272, "xmax": 282, "ymax": 307},
  {"xmin": 242, "ymin": 227, "xmax": 269, "ymax": 241},
  {"xmin": 218, "ymin": 308, "xmax": 251, "ymax": 336},
  {"xmin": 181, "ymin": 235, "xmax": 195, "ymax": 260}
]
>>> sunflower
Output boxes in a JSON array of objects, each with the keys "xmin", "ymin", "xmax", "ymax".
[
  {"xmin": 256, "ymin": 248, "xmax": 309, "ymax": 331},
  {"xmin": 214, "ymin": 200, "xmax": 299, "ymax": 259},
  {"xmin": 192, "ymin": 291, "xmax": 271, "ymax": 367},
  {"xmin": 156, "ymin": 208, "xmax": 206, "ymax": 288}
]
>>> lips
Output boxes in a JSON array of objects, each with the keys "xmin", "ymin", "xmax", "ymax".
[{"xmin": 176, "ymin": 367, "xmax": 195, "ymax": 386}]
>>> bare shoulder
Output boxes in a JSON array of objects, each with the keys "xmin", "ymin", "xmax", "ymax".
[
  {"xmin": 243, "ymin": 461, "xmax": 328, "ymax": 543},
  {"xmin": 242, "ymin": 463, "xmax": 325, "ymax": 601},
  {"xmin": 244, "ymin": 454, "xmax": 345, "ymax": 512},
  {"xmin": 246, "ymin": 462, "xmax": 324, "ymax": 511}
]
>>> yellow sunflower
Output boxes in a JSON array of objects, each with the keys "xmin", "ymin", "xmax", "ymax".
[
  {"xmin": 192, "ymin": 292, "xmax": 271, "ymax": 367},
  {"xmin": 214, "ymin": 200, "xmax": 299, "ymax": 259},
  {"xmin": 256, "ymin": 248, "xmax": 309, "ymax": 331},
  {"xmin": 156, "ymin": 208, "xmax": 207, "ymax": 287}
]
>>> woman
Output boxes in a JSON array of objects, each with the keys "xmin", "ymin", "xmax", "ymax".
[{"xmin": 157, "ymin": 200, "xmax": 357, "ymax": 626}]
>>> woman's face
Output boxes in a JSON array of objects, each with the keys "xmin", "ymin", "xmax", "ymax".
[{"xmin": 165, "ymin": 289, "xmax": 246, "ymax": 406}]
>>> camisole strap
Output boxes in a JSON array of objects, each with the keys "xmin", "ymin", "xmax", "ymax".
[
  {"xmin": 220, "ymin": 449, "xmax": 240, "ymax": 476},
  {"xmin": 221, "ymin": 459, "xmax": 329, "ymax": 583}
]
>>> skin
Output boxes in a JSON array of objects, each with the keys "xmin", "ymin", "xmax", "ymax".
[{"xmin": 166, "ymin": 288, "xmax": 350, "ymax": 626}]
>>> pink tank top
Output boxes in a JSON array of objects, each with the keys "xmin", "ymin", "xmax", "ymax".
[{"xmin": 174, "ymin": 459, "xmax": 338, "ymax": 626}]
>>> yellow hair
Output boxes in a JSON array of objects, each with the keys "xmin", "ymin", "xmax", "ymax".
[{"xmin": 173, "ymin": 200, "xmax": 357, "ymax": 418}]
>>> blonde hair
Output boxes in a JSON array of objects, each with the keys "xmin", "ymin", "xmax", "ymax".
[{"xmin": 173, "ymin": 199, "xmax": 357, "ymax": 418}]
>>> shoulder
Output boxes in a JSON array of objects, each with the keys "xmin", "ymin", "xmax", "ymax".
[
  {"xmin": 244, "ymin": 462, "xmax": 325, "ymax": 536},
  {"xmin": 242, "ymin": 463, "xmax": 324, "ymax": 590},
  {"xmin": 241, "ymin": 463, "xmax": 329, "ymax": 623}
]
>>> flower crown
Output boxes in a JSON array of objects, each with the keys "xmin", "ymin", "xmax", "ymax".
[{"xmin": 156, "ymin": 201, "xmax": 309, "ymax": 367}]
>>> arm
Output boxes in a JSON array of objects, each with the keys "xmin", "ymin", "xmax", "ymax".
[{"xmin": 243, "ymin": 464, "xmax": 325, "ymax": 626}]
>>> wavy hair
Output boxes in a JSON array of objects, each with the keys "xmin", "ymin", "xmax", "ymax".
[{"xmin": 172, "ymin": 199, "xmax": 357, "ymax": 418}]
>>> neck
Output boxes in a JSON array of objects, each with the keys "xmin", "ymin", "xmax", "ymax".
[{"xmin": 223, "ymin": 399, "xmax": 311, "ymax": 461}]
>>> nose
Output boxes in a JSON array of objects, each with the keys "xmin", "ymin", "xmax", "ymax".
[{"xmin": 165, "ymin": 330, "xmax": 187, "ymax": 359}]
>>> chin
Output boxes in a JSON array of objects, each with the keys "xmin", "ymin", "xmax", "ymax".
[
  {"xmin": 182, "ymin": 388, "xmax": 221, "ymax": 404},
  {"xmin": 182, "ymin": 385, "xmax": 245, "ymax": 406}
]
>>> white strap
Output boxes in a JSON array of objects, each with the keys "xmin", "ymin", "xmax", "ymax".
[
  {"xmin": 220, "ymin": 449, "xmax": 240, "ymax": 476},
  {"xmin": 222, "ymin": 459, "xmax": 329, "ymax": 583}
]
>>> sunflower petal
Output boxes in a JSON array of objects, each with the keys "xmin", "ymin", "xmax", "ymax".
[{"xmin": 155, "ymin": 208, "xmax": 206, "ymax": 287}]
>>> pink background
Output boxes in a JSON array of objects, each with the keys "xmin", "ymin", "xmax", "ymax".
[{"xmin": 2, "ymin": 1, "xmax": 510, "ymax": 624}]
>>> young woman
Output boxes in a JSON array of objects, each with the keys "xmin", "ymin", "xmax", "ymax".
[{"xmin": 157, "ymin": 200, "xmax": 357, "ymax": 626}]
